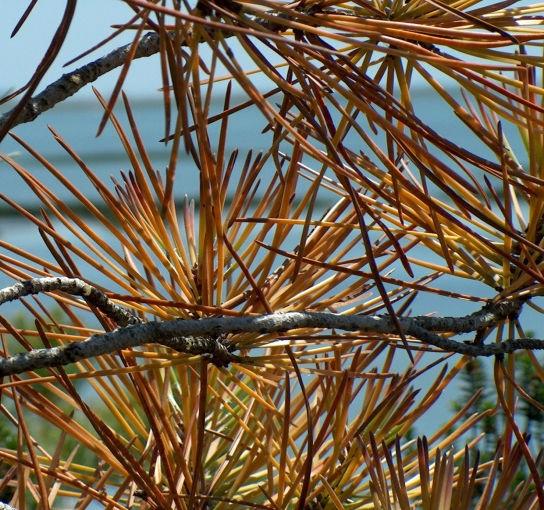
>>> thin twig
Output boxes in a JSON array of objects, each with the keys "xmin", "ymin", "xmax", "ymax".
[
  {"xmin": 0, "ymin": 32, "xmax": 160, "ymax": 132},
  {"xmin": 0, "ymin": 6, "xmax": 291, "ymax": 133},
  {"xmin": 0, "ymin": 278, "xmax": 534, "ymax": 377},
  {"xmin": 0, "ymin": 277, "xmax": 140, "ymax": 327}
]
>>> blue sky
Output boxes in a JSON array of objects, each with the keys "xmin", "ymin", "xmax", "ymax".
[
  {"xmin": 2, "ymin": 1, "xmax": 285, "ymax": 106},
  {"xmin": 2, "ymin": 2, "xmax": 179, "ymax": 100},
  {"xmin": 0, "ymin": 0, "xmax": 466, "ymax": 107},
  {"xmin": 3, "ymin": 1, "xmax": 535, "ymax": 107}
]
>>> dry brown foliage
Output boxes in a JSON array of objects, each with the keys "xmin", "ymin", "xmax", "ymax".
[{"xmin": 1, "ymin": 1, "xmax": 544, "ymax": 508}]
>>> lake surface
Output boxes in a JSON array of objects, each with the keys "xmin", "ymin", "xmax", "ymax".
[
  {"xmin": 0, "ymin": 90, "xmax": 538, "ymax": 440},
  {"xmin": 0, "ymin": 86, "xmax": 516, "ymax": 205}
]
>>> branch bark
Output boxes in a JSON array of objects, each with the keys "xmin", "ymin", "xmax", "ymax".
[
  {"xmin": 0, "ymin": 6, "xmax": 288, "ymax": 133},
  {"xmin": 0, "ymin": 277, "xmax": 140, "ymax": 327},
  {"xmin": 0, "ymin": 32, "xmax": 161, "ymax": 133},
  {"xmin": 0, "ymin": 278, "xmax": 534, "ymax": 378}
]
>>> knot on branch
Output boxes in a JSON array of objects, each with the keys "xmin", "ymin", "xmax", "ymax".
[
  {"xmin": 485, "ymin": 298, "xmax": 524, "ymax": 322},
  {"xmin": 161, "ymin": 334, "xmax": 236, "ymax": 367}
]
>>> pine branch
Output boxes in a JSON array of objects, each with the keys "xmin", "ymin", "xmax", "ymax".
[
  {"xmin": 0, "ymin": 277, "xmax": 141, "ymax": 327},
  {"xmin": 0, "ymin": 6, "xmax": 289, "ymax": 133},
  {"xmin": 0, "ymin": 32, "xmax": 161, "ymax": 133},
  {"xmin": 0, "ymin": 278, "xmax": 533, "ymax": 377}
]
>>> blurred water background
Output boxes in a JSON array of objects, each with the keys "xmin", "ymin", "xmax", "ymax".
[
  {"xmin": 0, "ymin": 86, "xmax": 516, "ymax": 311},
  {"xmin": 0, "ymin": 87, "xmax": 540, "ymax": 442}
]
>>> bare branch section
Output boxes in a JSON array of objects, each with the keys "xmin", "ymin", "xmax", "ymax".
[
  {"xmin": 0, "ymin": 15, "xmax": 262, "ymax": 132},
  {"xmin": 0, "ymin": 32, "xmax": 160, "ymax": 131},
  {"xmin": 0, "ymin": 7, "xmax": 287, "ymax": 132},
  {"xmin": 0, "ymin": 277, "xmax": 534, "ymax": 377},
  {"xmin": 0, "ymin": 276, "xmax": 141, "ymax": 327}
]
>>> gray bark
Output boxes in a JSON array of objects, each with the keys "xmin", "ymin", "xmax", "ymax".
[
  {"xmin": 0, "ymin": 32, "xmax": 160, "ymax": 131},
  {"xmin": 0, "ymin": 278, "xmax": 534, "ymax": 377},
  {"xmin": 0, "ymin": 277, "xmax": 140, "ymax": 327},
  {"xmin": 0, "ymin": 6, "xmax": 288, "ymax": 133}
]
